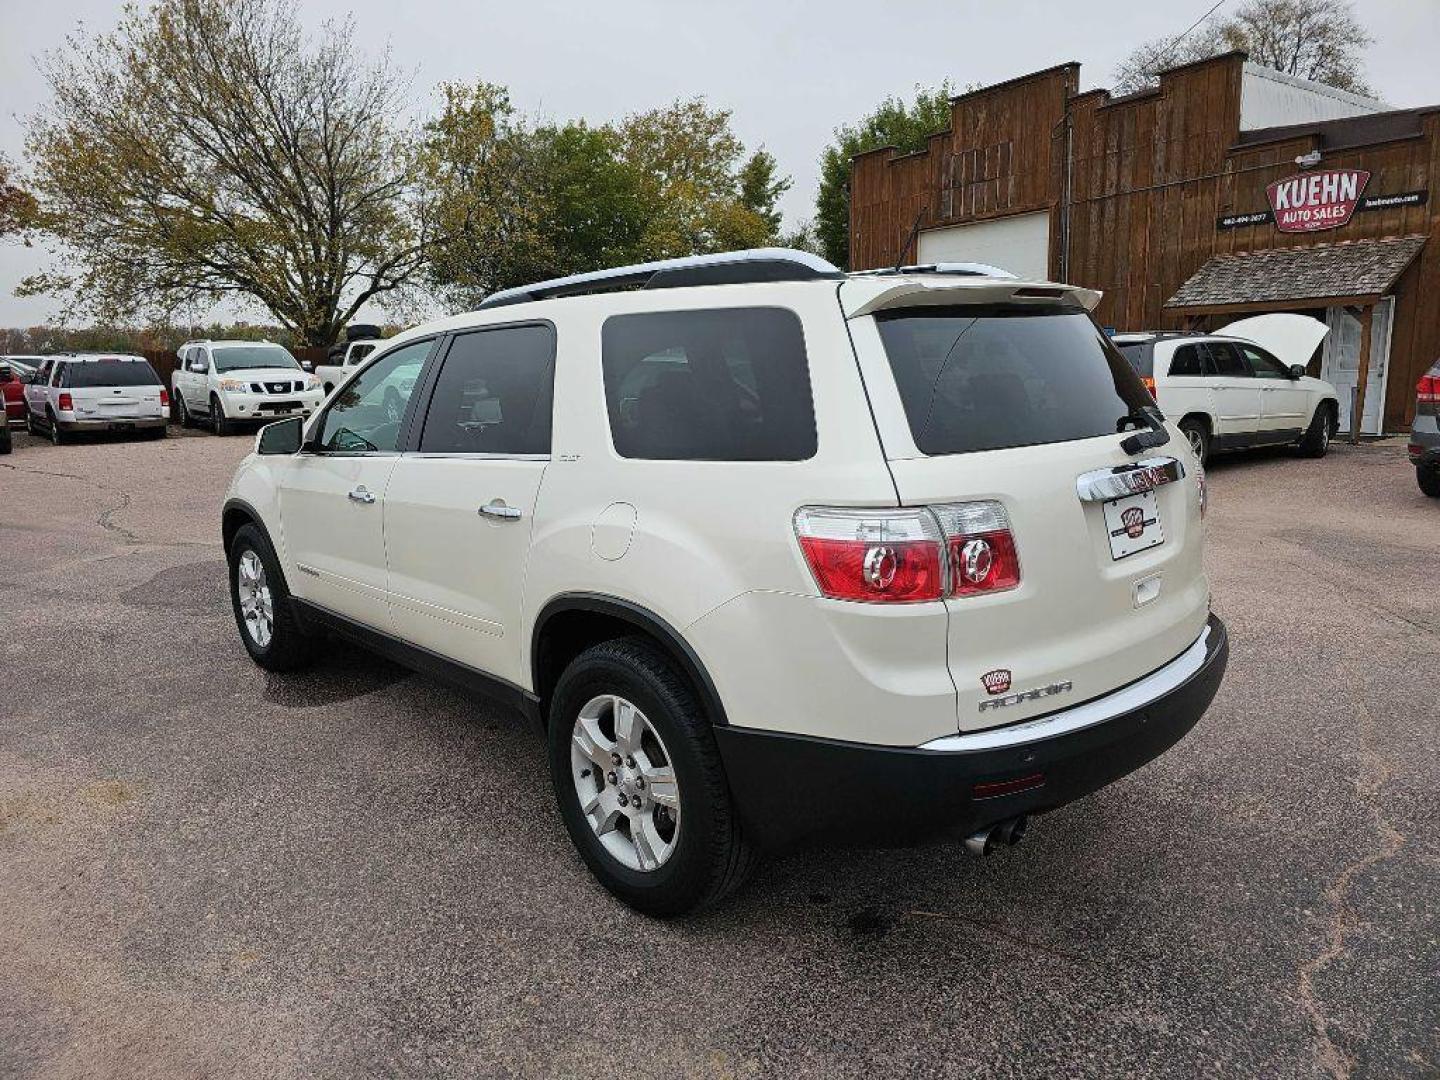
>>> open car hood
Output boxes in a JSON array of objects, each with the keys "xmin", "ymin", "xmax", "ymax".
[{"xmin": 1217, "ymin": 313, "xmax": 1329, "ymax": 369}]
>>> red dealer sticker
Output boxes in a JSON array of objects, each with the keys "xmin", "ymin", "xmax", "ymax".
[{"xmin": 1267, "ymin": 169, "xmax": 1370, "ymax": 233}]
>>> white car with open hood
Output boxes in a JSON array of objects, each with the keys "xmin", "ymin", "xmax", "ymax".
[
  {"xmin": 1113, "ymin": 314, "xmax": 1340, "ymax": 464},
  {"xmin": 221, "ymin": 249, "xmax": 1228, "ymax": 915}
]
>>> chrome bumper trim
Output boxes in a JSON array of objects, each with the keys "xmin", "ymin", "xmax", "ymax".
[
  {"xmin": 1075, "ymin": 456, "xmax": 1185, "ymax": 502},
  {"xmin": 919, "ymin": 624, "xmax": 1212, "ymax": 753}
]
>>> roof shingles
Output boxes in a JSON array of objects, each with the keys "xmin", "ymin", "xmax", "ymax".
[{"xmin": 1165, "ymin": 235, "xmax": 1426, "ymax": 309}]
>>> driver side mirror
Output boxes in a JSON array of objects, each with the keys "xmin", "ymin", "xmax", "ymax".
[
  {"xmin": 1288, "ymin": 364, "xmax": 1306, "ymax": 380},
  {"xmin": 257, "ymin": 415, "xmax": 303, "ymax": 455},
  {"xmin": 300, "ymin": 360, "xmax": 314, "ymax": 372}
]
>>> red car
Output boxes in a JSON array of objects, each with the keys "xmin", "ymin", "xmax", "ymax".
[{"xmin": 0, "ymin": 360, "xmax": 30, "ymax": 425}]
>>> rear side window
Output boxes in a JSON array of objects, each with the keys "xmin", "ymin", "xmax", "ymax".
[
  {"xmin": 61, "ymin": 361, "xmax": 162, "ymax": 388},
  {"xmin": 419, "ymin": 324, "xmax": 555, "ymax": 455},
  {"xmin": 602, "ymin": 308, "xmax": 816, "ymax": 461},
  {"xmin": 1206, "ymin": 342, "xmax": 1251, "ymax": 377},
  {"xmin": 1168, "ymin": 345, "xmax": 1205, "ymax": 377},
  {"xmin": 874, "ymin": 306, "xmax": 1152, "ymax": 456}
]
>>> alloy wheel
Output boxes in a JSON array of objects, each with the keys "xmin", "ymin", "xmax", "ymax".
[
  {"xmin": 236, "ymin": 549, "xmax": 274, "ymax": 648},
  {"xmin": 570, "ymin": 694, "xmax": 680, "ymax": 872}
]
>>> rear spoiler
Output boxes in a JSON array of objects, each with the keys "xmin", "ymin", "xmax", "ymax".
[{"xmin": 842, "ymin": 278, "xmax": 1103, "ymax": 320}]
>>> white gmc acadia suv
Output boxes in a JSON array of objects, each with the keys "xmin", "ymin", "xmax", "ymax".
[{"xmin": 221, "ymin": 249, "xmax": 1229, "ymax": 915}]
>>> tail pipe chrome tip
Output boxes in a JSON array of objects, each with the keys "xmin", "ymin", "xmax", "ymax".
[{"xmin": 964, "ymin": 815, "xmax": 1029, "ymax": 857}]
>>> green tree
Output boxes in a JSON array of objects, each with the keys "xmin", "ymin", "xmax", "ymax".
[
  {"xmin": 737, "ymin": 149, "xmax": 790, "ymax": 237},
  {"xmin": 615, "ymin": 99, "xmax": 776, "ymax": 258},
  {"xmin": 1113, "ymin": 0, "xmax": 1373, "ymax": 96},
  {"xmin": 0, "ymin": 155, "xmax": 37, "ymax": 240},
  {"xmin": 22, "ymin": 0, "xmax": 425, "ymax": 345},
  {"xmin": 815, "ymin": 84, "xmax": 956, "ymax": 269}
]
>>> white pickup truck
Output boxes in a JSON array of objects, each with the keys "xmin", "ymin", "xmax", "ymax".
[{"xmin": 314, "ymin": 339, "xmax": 382, "ymax": 396}]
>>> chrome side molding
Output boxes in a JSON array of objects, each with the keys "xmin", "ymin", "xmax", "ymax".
[{"xmin": 1075, "ymin": 456, "xmax": 1185, "ymax": 502}]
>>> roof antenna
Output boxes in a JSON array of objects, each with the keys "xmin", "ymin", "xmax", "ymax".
[{"xmin": 895, "ymin": 206, "xmax": 927, "ymax": 272}]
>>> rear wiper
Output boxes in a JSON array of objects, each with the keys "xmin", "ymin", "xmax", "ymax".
[{"xmin": 1117, "ymin": 405, "xmax": 1171, "ymax": 455}]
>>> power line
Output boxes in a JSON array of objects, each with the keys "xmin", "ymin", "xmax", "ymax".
[{"xmin": 1161, "ymin": 0, "xmax": 1229, "ymax": 68}]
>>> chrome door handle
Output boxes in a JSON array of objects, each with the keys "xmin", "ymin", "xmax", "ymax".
[
  {"xmin": 348, "ymin": 486, "xmax": 376, "ymax": 504},
  {"xmin": 479, "ymin": 501, "xmax": 522, "ymax": 520}
]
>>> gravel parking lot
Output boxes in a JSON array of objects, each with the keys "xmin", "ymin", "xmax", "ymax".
[{"xmin": 1, "ymin": 427, "xmax": 1435, "ymax": 1079}]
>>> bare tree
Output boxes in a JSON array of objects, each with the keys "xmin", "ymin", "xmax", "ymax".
[
  {"xmin": 1112, "ymin": 0, "xmax": 1374, "ymax": 96},
  {"xmin": 23, "ymin": 0, "xmax": 428, "ymax": 344}
]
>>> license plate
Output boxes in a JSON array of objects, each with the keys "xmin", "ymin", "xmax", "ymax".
[{"xmin": 1103, "ymin": 491, "xmax": 1164, "ymax": 560}]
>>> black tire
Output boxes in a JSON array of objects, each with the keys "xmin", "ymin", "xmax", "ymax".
[
  {"xmin": 1179, "ymin": 417, "xmax": 1209, "ymax": 465},
  {"xmin": 211, "ymin": 394, "xmax": 233, "ymax": 436},
  {"xmin": 227, "ymin": 522, "xmax": 317, "ymax": 671},
  {"xmin": 144, "ymin": 425, "xmax": 167, "ymax": 440},
  {"xmin": 0, "ymin": 425, "xmax": 11, "ymax": 454},
  {"xmin": 547, "ymin": 637, "xmax": 755, "ymax": 917},
  {"xmin": 175, "ymin": 392, "xmax": 193, "ymax": 429},
  {"xmin": 48, "ymin": 410, "xmax": 65, "ymax": 445},
  {"xmin": 25, "ymin": 408, "xmax": 36, "ymax": 435},
  {"xmin": 1418, "ymin": 464, "xmax": 1440, "ymax": 499},
  {"xmin": 1298, "ymin": 401, "xmax": 1334, "ymax": 458}
]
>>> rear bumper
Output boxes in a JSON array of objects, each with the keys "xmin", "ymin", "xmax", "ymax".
[
  {"xmin": 56, "ymin": 416, "xmax": 167, "ymax": 431},
  {"xmin": 1407, "ymin": 423, "xmax": 1439, "ymax": 466},
  {"xmin": 714, "ymin": 614, "xmax": 1228, "ymax": 851}
]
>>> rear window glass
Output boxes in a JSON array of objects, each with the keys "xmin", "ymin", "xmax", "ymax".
[
  {"xmin": 1115, "ymin": 341, "xmax": 1154, "ymax": 377},
  {"xmin": 212, "ymin": 345, "xmax": 300, "ymax": 372},
  {"xmin": 61, "ymin": 361, "xmax": 162, "ymax": 388},
  {"xmin": 602, "ymin": 308, "xmax": 816, "ymax": 461},
  {"xmin": 875, "ymin": 306, "xmax": 1152, "ymax": 456}
]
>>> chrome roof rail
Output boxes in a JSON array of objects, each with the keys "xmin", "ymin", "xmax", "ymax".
[{"xmin": 475, "ymin": 248, "xmax": 844, "ymax": 310}]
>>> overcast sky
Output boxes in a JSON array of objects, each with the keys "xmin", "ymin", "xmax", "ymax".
[{"xmin": 1, "ymin": 0, "xmax": 1436, "ymax": 327}]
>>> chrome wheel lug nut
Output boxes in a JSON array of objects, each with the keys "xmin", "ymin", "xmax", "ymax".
[
  {"xmin": 625, "ymin": 756, "xmax": 636, "ymax": 768},
  {"xmin": 635, "ymin": 776, "xmax": 645, "ymax": 789},
  {"xmin": 617, "ymin": 793, "xmax": 629, "ymax": 807},
  {"xmin": 611, "ymin": 753, "xmax": 621, "ymax": 766},
  {"xmin": 606, "ymin": 771, "xmax": 617, "ymax": 785}
]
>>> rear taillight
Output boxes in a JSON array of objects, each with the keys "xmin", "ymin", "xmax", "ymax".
[
  {"xmin": 1141, "ymin": 376, "xmax": 1157, "ymax": 400},
  {"xmin": 795, "ymin": 507, "xmax": 945, "ymax": 603},
  {"xmin": 159, "ymin": 388, "xmax": 169, "ymax": 406},
  {"xmin": 57, "ymin": 392, "xmax": 74, "ymax": 411},
  {"xmin": 931, "ymin": 501, "xmax": 1021, "ymax": 596},
  {"xmin": 795, "ymin": 500, "xmax": 1020, "ymax": 604},
  {"xmin": 1418, "ymin": 374, "xmax": 1440, "ymax": 404}
]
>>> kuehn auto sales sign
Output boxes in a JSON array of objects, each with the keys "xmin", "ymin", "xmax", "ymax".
[{"xmin": 1267, "ymin": 169, "xmax": 1370, "ymax": 232}]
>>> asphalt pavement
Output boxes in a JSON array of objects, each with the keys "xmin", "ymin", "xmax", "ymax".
[{"xmin": 1, "ymin": 427, "xmax": 1435, "ymax": 1079}]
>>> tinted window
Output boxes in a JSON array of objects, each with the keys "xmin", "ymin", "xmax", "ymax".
[
  {"xmin": 61, "ymin": 361, "xmax": 162, "ymax": 388},
  {"xmin": 1168, "ymin": 344, "xmax": 1205, "ymax": 377},
  {"xmin": 602, "ymin": 308, "xmax": 815, "ymax": 461},
  {"xmin": 317, "ymin": 339, "xmax": 431, "ymax": 452},
  {"xmin": 1115, "ymin": 341, "xmax": 1154, "ymax": 377},
  {"xmin": 875, "ymin": 306, "xmax": 1152, "ymax": 456},
  {"xmin": 419, "ymin": 325, "xmax": 555, "ymax": 455},
  {"xmin": 212, "ymin": 345, "xmax": 300, "ymax": 372},
  {"xmin": 1239, "ymin": 344, "xmax": 1290, "ymax": 379},
  {"xmin": 1207, "ymin": 342, "xmax": 1250, "ymax": 377},
  {"xmin": 348, "ymin": 343, "xmax": 377, "ymax": 365}
]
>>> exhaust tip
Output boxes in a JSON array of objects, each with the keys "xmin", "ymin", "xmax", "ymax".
[
  {"xmin": 997, "ymin": 815, "xmax": 1029, "ymax": 847},
  {"xmin": 964, "ymin": 828, "xmax": 995, "ymax": 857}
]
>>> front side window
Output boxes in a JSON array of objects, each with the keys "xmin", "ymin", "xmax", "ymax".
[
  {"xmin": 212, "ymin": 345, "xmax": 300, "ymax": 373},
  {"xmin": 875, "ymin": 305, "xmax": 1152, "ymax": 456},
  {"xmin": 602, "ymin": 307, "xmax": 816, "ymax": 461},
  {"xmin": 1240, "ymin": 345, "xmax": 1290, "ymax": 379},
  {"xmin": 419, "ymin": 325, "xmax": 555, "ymax": 455},
  {"xmin": 316, "ymin": 339, "xmax": 431, "ymax": 453}
]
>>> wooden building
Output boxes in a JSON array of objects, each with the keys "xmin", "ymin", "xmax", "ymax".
[{"xmin": 849, "ymin": 53, "xmax": 1439, "ymax": 433}]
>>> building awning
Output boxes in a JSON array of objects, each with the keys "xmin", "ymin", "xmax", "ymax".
[{"xmin": 1164, "ymin": 235, "xmax": 1426, "ymax": 314}]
